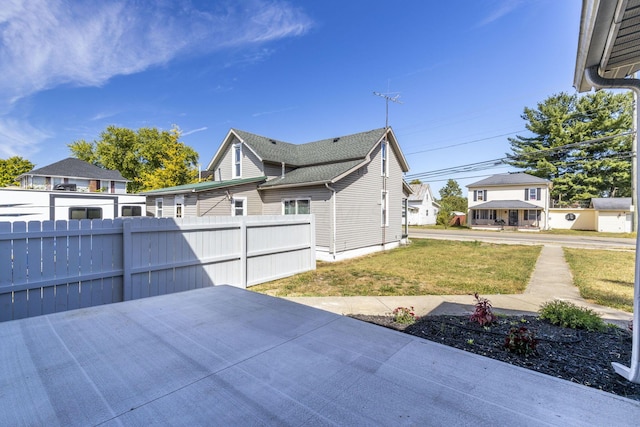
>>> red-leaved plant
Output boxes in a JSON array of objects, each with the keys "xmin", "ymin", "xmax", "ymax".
[
  {"xmin": 504, "ymin": 326, "xmax": 538, "ymax": 356},
  {"xmin": 469, "ymin": 293, "xmax": 497, "ymax": 326}
]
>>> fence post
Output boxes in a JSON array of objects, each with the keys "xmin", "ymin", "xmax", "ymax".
[
  {"xmin": 240, "ymin": 217, "xmax": 247, "ymax": 288},
  {"xmin": 122, "ymin": 219, "xmax": 132, "ymax": 301}
]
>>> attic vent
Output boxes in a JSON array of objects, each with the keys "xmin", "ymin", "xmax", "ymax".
[
  {"xmin": 270, "ymin": 139, "xmax": 277, "ymax": 144},
  {"xmin": 333, "ymin": 137, "xmax": 340, "ymax": 142}
]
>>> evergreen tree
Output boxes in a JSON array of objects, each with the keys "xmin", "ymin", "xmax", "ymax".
[{"xmin": 507, "ymin": 91, "xmax": 633, "ymax": 203}]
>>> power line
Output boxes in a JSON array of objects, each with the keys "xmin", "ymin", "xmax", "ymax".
[{"xmin": 406, "ymin": 131, "xmax": 635, "ymax": 180}]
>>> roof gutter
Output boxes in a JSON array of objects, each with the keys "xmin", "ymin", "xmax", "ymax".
[{"xmin": 585, "ymin": 65, "xmax": 640, "ymax": 383}]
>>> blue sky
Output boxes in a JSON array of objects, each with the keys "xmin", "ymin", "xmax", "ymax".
[{"xmin": 0, "ymin": 0, "xmax": 582, "ymax": 196}]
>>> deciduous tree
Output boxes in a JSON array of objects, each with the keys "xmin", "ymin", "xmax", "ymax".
[
  {"xmin": 69, "ymin": 126, "xmax": 199, "ymax": 193},
  {"xmin": 0, "ymin": 156, "xmax": 34, "ymax": 187}
]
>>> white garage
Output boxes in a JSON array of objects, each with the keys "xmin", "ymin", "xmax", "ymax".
[{"xmin": 592, "ymin": 198, "xmax": 632, "ymax": 233}]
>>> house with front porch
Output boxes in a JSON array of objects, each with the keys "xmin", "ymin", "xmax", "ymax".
[
  {"xmin": 467, "ymin": 172, "xmax": 552, "ymax": 230},
  {"xmin": 143, "ymin": 127, "xmax": 410, "ymax": 261}
]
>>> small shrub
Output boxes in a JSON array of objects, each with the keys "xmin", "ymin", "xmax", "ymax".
[
  {"xmin": 504, "ymin": 326, "xmax": 538, "ymax": 356},
  {"xmin": 538, "ymin": 300, "xmax": 605, "ymax": 332},
  {"xmin": 392, "ymin": 306, "xmax": 417, "ymax": 324},
  {"xmin": 470, "ymin": 293, "xmax": 497, "ymax": 326}
]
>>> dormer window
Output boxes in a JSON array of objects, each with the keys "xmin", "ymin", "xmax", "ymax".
[{"xmin": 233, "ymin": 143, "xmax": 242, "ymax": 178}]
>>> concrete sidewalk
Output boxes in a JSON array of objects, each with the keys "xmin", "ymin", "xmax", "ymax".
[{"xmin": 286, "ymin": 245, "xmax": 633, "ymax": 327}]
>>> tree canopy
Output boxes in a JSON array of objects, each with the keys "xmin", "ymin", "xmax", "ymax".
[
  {"xmin": 436, "ymin": 179, "xmax": 467, "ymax": 227},
  {"xmin": 507, "ymin": 91, "xmax": 633, "ymax": 204},
  {"xmin": 0, "ymin": 156, "xmax": 34, "ymax": 187},
  {"xmin": 69, "ymin": 126, "xmax": 200, "ymax": 193}
]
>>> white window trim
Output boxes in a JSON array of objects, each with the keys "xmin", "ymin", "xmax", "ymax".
[
  {"xmin": 155, "ymin": 198, "xmax": 163, "ymax": 217},
  {"xmin": 175, "ymin": 195, "xmax": 184, "ymax": 218},
  {"xmin": 232, "ymin": 197, "xmax": 247, "ymax": 216},
  {"xmin": 381, "ymin": 141, "xmax": 388, "ymax": 176},
  {"xmin": 232, "ymin": 143, "xmax": 242, "ymax": 179},
  {"xmin": 381, "ymin": 190, "xmax": 389, "ymax": 227},
  {"xmin": 282, "ymin": 198, "xmax": 311, "ymax": 215}
]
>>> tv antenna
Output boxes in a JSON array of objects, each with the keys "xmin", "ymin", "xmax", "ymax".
[{"xmin": 373, "ymin": 91, "xmax": 403, "ymax": 128}]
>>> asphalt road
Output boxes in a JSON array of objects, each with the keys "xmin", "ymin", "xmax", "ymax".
[{"xmin": 408, "ymin": 228, "xmax": 636, "ymax": 250}]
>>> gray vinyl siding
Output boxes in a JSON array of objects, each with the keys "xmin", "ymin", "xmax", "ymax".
[
  {"xmin": 334, "ymin": 142, "xmax": 405, "ymax": 252},
  {"xmin": 387, "ymin": 141, "xmax": 405, "ymax": 240},
  {"xmin": 197, "ymin": 183, "xmax": 262, "ymax": 216},
  {"xmin": 184, "ymin": 195, "xmax": 198, "ymax": 217},
  {"xmin": 260, "ymin": 186, "xmax": 331, "ymax": 248},
  {"xmin": 211, "ymin": 136, "xmax": 265, "ymax": 181},
  {"xmin": 263, "ymin": 162, "xmax": 295, "ymax": 179}
]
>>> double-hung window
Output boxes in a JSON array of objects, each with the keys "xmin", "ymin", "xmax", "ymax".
[
  {"xmin": 381, "ymin": 190, "xmax": 389, "ymax": 226},
  {"xmin": 232, "ymin": 197, "xmax": 246, "ymax": 216},
  {"xmin": 381, "ymin": 141, "xmax": 388, "ymax": 176},
  {"xmin": 525, "ymin": 188, "xmax": 541, "ymax": 201},
  {"xmin": 473, "ymin": 190, "xmax": 487, "ymax": 202},
  {"xmin": 155, "ymin": 199, "xmax": 163, "ymax": 217},
  {"xmin": 283, "ymin": 199, "xmax": 310, "ymax": 215},
  {"xmin": 232, "ymin": 143, "xmax": 242, "ymax": 178}
]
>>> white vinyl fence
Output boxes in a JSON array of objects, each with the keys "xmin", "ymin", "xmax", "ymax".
[{"xmin": 0, "ymin": 215, "xmax": 315, "ymax": 322}]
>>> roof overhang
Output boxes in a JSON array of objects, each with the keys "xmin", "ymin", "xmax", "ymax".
[
  {"xmin": 471, "ymin": 200, "xmax": 541, "ymax": 210},
  {"xmin": 141, "ymin": 176, "xmax": 266, "ymax": 196},
  {"xmin": 575, "ymin": 0, "xmax": 640, "ymax": 92}
]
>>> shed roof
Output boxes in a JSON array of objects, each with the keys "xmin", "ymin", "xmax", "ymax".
[
  {"xmin": 467, "ymin": 173, "xmax": 550, "ymax": 188},
  {"xmin": 19, "ymin": 157, "xmax": 127, "ymax": 181},
  {"xmin": 591, "ymin": 197, "xmax": 632, "ymax": 211}
]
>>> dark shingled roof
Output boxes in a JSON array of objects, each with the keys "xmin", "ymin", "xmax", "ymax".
[
  {"xmin": 467, "ymin": 173, "xmax": 550, "ymax": 187},
  {"xmin": 259, "ymin": 161, "xmax": 363, "ymax": 188},
  {"xmin": 21, "ymin": 158, "xmax": 127, "ymax": 181},
  {"xmin": 232, "ymin": 128, "xmax": 388, "ymax": 167}
]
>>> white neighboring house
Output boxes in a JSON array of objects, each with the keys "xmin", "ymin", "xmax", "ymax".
[
  {"xmin": 1, "ymin": 158, "xmax": 145, "ymax": 222},
  {"xmin": 467, "ymin": 172, "xmax": 552, "ymax": 230},
  {"xmin": 407, "ymin": 183, "xmax": 440, "ymax": 225}
]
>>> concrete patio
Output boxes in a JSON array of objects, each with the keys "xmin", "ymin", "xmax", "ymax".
[{"xmin": 1, "ymin": 285, "xmax": 638, "ymax": 426}]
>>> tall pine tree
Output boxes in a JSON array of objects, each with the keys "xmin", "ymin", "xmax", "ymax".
[{"xmin": 507, "ymin": 91, "xmax": 633, "ymax": 204}]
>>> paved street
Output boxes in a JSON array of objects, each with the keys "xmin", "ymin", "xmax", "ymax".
[{"xmin": 409, "ymin": 228, "xmax": 636, "ymax": 250}]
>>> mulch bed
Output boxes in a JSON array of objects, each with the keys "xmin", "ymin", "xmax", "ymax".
[{"xmin": 349, "ymin": 314, "xmax": 640, "ymax": 401}]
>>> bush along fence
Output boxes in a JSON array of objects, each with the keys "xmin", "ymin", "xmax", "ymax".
[{"xmin": 0, "ymin": 215, "xmax": 315, "ymax": 322}]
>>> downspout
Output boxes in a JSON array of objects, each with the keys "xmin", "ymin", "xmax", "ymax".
[
  {"xmin": 325, "ymin": 183, "xmax": 337, "ymax": 260},
  {"xmin": 586, "ymin": 65, "xmax": 640, "ymax": 383}
]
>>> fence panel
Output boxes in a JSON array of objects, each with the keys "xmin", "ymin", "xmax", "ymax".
[{"xmin": 1, "ymin": 215, "xmax": 315, "ymax": 321}]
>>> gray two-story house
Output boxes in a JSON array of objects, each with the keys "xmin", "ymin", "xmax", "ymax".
[{"xmin": 144, "ymin": 127, "xmax": 410, "ymax": 261}]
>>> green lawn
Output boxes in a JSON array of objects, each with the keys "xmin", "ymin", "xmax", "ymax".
[
  {"xmin": 564, "ymin": 248, "xmax": 635, "ymax": 312},
  {"xmin": 251, "ymin": 239, "xmax": 541, "ymax": 297}
]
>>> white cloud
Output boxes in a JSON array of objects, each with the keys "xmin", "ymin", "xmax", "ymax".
[
  {"xmin": 182, "ymin": 127, "xmax": 208, "ymax": 136},
  {"xmin": 0, "ymin": 0, "xmax": 312, "ymax": 160},
  {"xmin": 0, "ymin": 0, "xmax": 313, "ymax": 106},
  {"xmin": 0, "ymin": 117, "xmax": 51, "ymax": 159},
  {"xmin": 476, "ymin": 0, "xmax": 523, "ymax": 28}
]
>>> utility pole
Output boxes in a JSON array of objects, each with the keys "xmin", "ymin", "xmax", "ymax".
[
  {"xmin": 373, "ymin": 91, "xmax": 402, "ymax": 128},
  {"xmin": 633, "ymin": 84, "xmax": 638, "ymax": 232}
]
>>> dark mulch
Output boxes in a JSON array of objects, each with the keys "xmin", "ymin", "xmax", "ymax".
[{"xmin": 349, "ymin": 313, "xmax": 640, "ymax": 401}]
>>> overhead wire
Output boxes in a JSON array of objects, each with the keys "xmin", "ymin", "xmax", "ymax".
[{"xmin": 405, "ymin": 131, "xmax": 635, "ymax": 181}]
